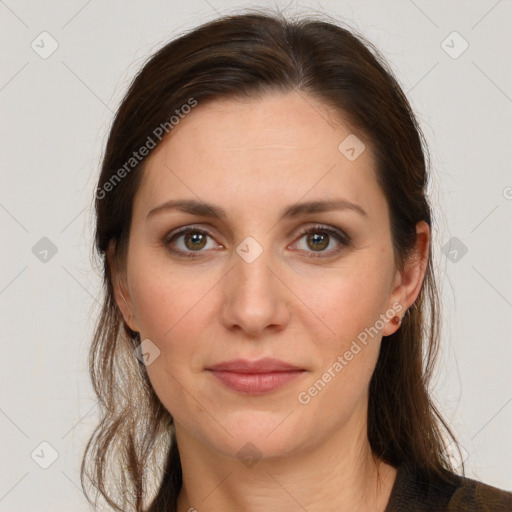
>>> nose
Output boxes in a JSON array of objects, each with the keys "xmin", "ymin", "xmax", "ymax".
[{"xmin": 219, "ymin": 243, "xmax": 291, "ymax": 338}]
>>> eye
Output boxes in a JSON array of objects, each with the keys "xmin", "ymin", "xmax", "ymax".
[
  {"xmin": 164, "ymin": 224, "xmax": 351, "ymax": 260},
  {"xmin": 292, "ymin": 224, "xmax": 350, "ymax": 258},
  {"xmin": 164, "ymin": 227, "xmax": 219, "ymax": 259}
]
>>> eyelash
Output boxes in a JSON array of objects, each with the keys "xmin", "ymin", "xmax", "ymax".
[{"xmin": 164, "ymin": 224, "xmax": 351, "ymax": 260}]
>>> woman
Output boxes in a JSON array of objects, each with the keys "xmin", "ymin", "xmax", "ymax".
[{"xmin": 81, "ymin": 10, "xmax": 512, "ymax": 512}]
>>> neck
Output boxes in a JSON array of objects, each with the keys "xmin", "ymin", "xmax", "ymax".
[{"xmin": 175, "ymin": 418, "xmax": 397, "ymax": 512}]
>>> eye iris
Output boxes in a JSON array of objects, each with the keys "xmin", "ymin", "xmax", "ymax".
[
  {"xmin": 307, "ymin": 232, "xmax": 328, "ymax": 251},
  {"xmin": 185, "ymin": 232, "xmax": 206, "ymax": 250}
]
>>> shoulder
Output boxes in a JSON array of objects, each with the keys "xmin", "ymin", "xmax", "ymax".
[
  {"xmin": 384, "ymin": 461, "xmax": 512, "ymax": 511},
  {"xmin": 448, "ymin": 473, "xmax": 512, "ymax": 512}
]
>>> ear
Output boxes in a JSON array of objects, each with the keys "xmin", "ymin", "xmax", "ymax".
[
  {"xmin": 382, "ymin": 221, "xmax": 430, "ymax": 336},
  {"xmin": 107, "ymin": 240, "xmax": 139, "ymax": 333}
]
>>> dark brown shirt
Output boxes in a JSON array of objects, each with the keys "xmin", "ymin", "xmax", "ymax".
[{"xmin": 384, "ymin": 462, "xmax": 512, "ymax": 511}]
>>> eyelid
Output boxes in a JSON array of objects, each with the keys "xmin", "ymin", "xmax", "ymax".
[{"xmin": 293, "ymin": 223, "xmax": 349, "ymax": 244}]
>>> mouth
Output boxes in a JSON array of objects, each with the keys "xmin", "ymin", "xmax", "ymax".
[{"xmin": 205, "ymin": 358, "xmax": 306, "ymax": 395}]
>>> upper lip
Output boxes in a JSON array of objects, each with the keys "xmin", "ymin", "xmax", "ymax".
[{"xmin": 206, "ymin": 358, "xmax": 303, "ymax": 373}]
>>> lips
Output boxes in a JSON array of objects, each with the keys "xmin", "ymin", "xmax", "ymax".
[
  {"xmin": 207, "ymin": 357, "xmax": 303, "ymax": 373},
  {"xmin": 206, "ymin": 358, "xmax": 306, "ymax": 394}
]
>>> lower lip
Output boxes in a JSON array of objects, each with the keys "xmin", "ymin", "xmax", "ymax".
[{"xmin": 207, "ymin": 370, "xmax": 305, "ymax": 394}]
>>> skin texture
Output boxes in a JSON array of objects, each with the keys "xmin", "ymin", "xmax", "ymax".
[{"xmin": 111, "ymin": 91, "xmax": 430, "ymax": 511}]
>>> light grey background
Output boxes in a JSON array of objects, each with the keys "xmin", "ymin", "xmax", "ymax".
[{"xmin": 1, "ymin": 0, "xmax": 511, "ymax": 510}]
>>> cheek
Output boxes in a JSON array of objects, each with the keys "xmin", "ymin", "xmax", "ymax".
[
  {"xmin": 293, "ymin": 271, "xmax": 386, "ymax": 422},
  {"xmin": 128, "ymin": 244, "xmax": 217, "ymax": 342},
  {"xmin": 289, "ymin": 256, "xmax": 392, "ymax": 406},
  {"xmin": 129, "ymin": 263, "xmax": 216, "ymax": 419},
  {"xmin": 293, "ymin": 255, "xmax": 393, "ymax": 351}
]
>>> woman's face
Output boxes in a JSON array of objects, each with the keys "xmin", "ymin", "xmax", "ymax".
[{"xmin": 114, "ymin": 91, "xmax": 426, "ymax": 461}]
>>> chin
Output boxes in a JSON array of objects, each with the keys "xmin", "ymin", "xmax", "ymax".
[{"xmin": 205, "ymin": 412, "xmax": 305, "ymax": 461}]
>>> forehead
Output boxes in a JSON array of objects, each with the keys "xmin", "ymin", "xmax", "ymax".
[{"xmin": 135, "ymin": 91, "xmax": 385, "ymax": 222}]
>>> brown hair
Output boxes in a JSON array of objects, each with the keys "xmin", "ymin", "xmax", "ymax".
[{"xmin": 81, "ymin": 8, "xmax": 461, "ymax": 512}]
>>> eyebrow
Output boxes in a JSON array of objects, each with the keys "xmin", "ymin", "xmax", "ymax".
[{"xmin": 146, "ymin": 198, "xmax": 368, "ymax": 221}]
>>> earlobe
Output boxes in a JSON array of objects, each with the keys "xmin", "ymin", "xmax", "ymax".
[{"xmin": 382, "ymin": 307, "xmax": 405, "ymax": 336}]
